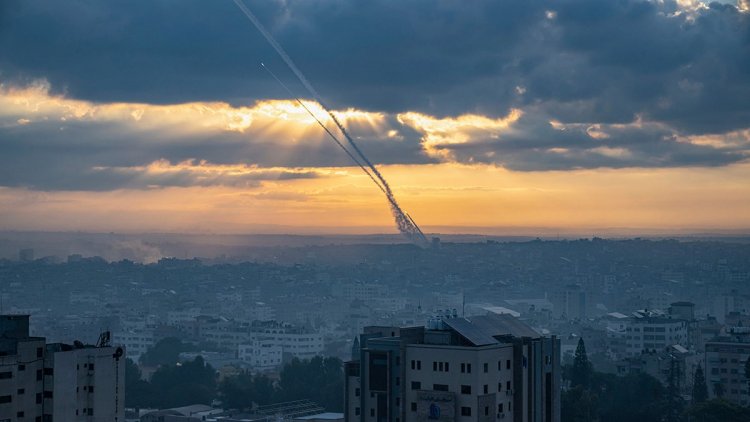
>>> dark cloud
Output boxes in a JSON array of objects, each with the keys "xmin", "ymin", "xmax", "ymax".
[
  {"xmin": 0, "ymin": 111, "xmax": 433, "ymax": 191},
  {"xmin": 0, "ymin": 0, "xmax": 749, "ymax": 187}
]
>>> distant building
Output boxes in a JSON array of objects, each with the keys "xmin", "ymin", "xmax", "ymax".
[
  {"xmin": 625, "ymin": 312, "xmax": 688, "ymax": 356},
  {"xmin": 705, "ymin": 326, "xmax": 750, "ymax": 406},
  {"xmin": 550, "ymin": 284, "xmax": 588, "ymax": 320},
  {"xmin": 0, "ymin": 315, "xmax": 125, "ymax": 421},
  {"xmin": 344, "ymin": 313, "xmax": 560, "ymax": 422}
]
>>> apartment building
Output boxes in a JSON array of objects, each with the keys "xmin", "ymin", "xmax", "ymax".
[
  {"xmin": 0, "ymin": 315, "xmax": 125, "ymax": 422},
  {"xmin": 705, "ymin": 327, "xmax": 750, "ymax": 406},
  {"xmin": 344, "ymin": 313, "xmax": 560, "ymax": 422},
  {"xmin": 625, "ymin": 314, "xmax": 688, "ymax": 356}
]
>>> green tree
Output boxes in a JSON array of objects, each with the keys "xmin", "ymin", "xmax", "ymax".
[
  {"xmin": 664, "ymin": 357, "xmax": 684, "ymax": 422},
  {"xmin": 219, "ymin": 371, "xmax": 276, "ymax": 410},
  {"xmin": 692, "ymin": 364, "xmax": 708, "ymax": 403},
  {"xmin": 570, "ymin": 338, "xmax": 593, "ymax": 388},
  {"xmin": 219, "ymin": 371, "xmax": 256, "ymax": 410},
  {"xmin": 149, "ymin": 356, "xmax": 217, "ymax": 408},
  {"xmin": 686, "ymin": 399, "xmax": 750, "ymax": 422},
  {"xmin": 140, "ymin": 337, "xmax": 194, "ymax": 366},
  {"xmin": 277, "ymin": 356, "xmax": 344, "ymax": 411},
  {"xmin": 596, "ymin": 372, "xmax": 666, "ymax": 422},
  {"xmin": 124, "ymin": 358, "xmax": 156, "ymax": 408},
  {"xmin": 561, "ymin": 385, "xmax": 598, "ymax": 422}
]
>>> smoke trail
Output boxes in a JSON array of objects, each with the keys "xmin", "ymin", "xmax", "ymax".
[
  {"xmin": 234, "ymin": 0, "xmax": 427, "ymax": 246},
  {"xmin": 261, "ymin": 63, "xmax": 387, "ymax": 195}
]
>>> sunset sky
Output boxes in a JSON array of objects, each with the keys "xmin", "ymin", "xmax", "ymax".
[{"xmin": 1, "ymin": 0, "xmax": 749, "ymax": 235}]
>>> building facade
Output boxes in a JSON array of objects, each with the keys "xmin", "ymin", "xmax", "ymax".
[
  {"xmin": 704, "ymin": 327, "xmax": 750, "ymax": 406},
  {"xmin": 624, "ymin": 315, "xmax": 688, "ymax": 356},
  {"xmin": 0, "ymin": 315, "xmax": 125, "ymax": 422},
  {"xmin": 344, "ymin": 314, "xmax": 560, "ymax": 422}
]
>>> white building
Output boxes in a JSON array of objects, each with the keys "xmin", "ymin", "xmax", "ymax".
[
  {"xmin": 238, "ymin": 339, "xmax": 283, "ymax": 371},
  {"xmin": 112, "ymin": 328, "xmax": 154, "ymax": 362},
  {"xmin": 0, "ymin": 315, "xmax": 125, "ymax": 422},
  {"xmin": 625, "ymin": 313, "xmax": 688, "ymax": 356}
]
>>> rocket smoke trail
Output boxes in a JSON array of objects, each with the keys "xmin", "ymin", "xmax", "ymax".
[
  {"xmin": 234, "ymin": 0, "xmax": 428, "ymax": 246},
  {"xmin": 260, "ymin": 62, "xmax": 387, "ymax": 196}
]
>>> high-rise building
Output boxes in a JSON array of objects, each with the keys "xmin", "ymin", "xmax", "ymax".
[
  {"xmin": 344, "ymin": 313, "xmax": 560, "ymax": 422},
  {"xmin": 0, "ymin": 315, "xmax": 125, "ymax": 422}
]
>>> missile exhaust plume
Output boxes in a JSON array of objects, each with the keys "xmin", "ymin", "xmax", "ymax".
[
  {"xmin": 234, "ymin": 0, "xmax": 427, "ymax": 246},
  {"xmin": 261, "ymin": 62, "xmax": 387, "ymax": 196}
]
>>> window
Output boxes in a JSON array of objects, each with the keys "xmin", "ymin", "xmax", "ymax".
[
  {"xmin": 17, "ymin": 389, "xmax": 25, "ymax": 395},
  {"xmin": 507, "ymin": 381, "xmax": 511, "ymax": 390},
  {"xmin": 461, "ymin": 385, "xmax": 472, "ymax": 394},
  {"xmin": 461, "ymin": 406, "xmax": 472, "ymax": 416},
  {"xmin": 461, "ymin": 363, "xmax": 466, "ymax": 373},
  {"xmin": 43, "ymin": 368, "xmax": 53, "ymax": 376},
  {"xmin": 0, "ymin": 396, "xmax": 11, "ymax": 404},
  {"xmin": 498, "ymin": 360, "xmax": 502, "ymax": 371},
  {"xmin": 36, "ymin": 370, "xmax": 42, "ymax": 381},
  {"xmin": 88, "ymin": 364, "xmax": 94, "ymax": 371},
  {"xmin": 411, "ymin": 381, "xmax": 421, "ymax": 390},
  {"xmin": 484, "ymin": 363, "xmax": 489, "ymax": 373},
  {"xmin": 411, "ymin": 402, "xmax": 417, "ymax": 411},
  {"xmin": 355, "ymin": 407, "xmax": 360, "ymax": 416},
  {"xmin": 498, "ymin": 403, "xmax": 505, "ymax": 413},
  {"xmin": 506, "ymin": 360, "xmax": 511, "ymax": 370},
  {"xmin": 433, "ymin": 361, "xmax": 438, "ymax": 371},
  {"xmin": 467, "ymin": 363, "xmax": 472, "ymax": 373},
  {"xmin": 439, "ymin": 362, "xmax": 444, "ymax": 371},
  {"xmin": 485, "ymin": 406, "xmax": 489, "ymax": 416},
  {"xmin": 43, "ymin": 391, "xmax": 53, "ymax": 399},
  {"xmin": 484, "ymin": 384, "xmax": 488, "ymax": 394},
  {"xmin": 396, "ymin": 397, "xmax": 400, "ymax": 406},
  {"xmin": 17, "ymin": 411, "xmax": 25, "ymax": 418},
  {"xmin": 18, "ymin": 364, "xmax": 25, "ymax": 371},
  {"xmin": 355, "ymin": 388, "xmax": 360, "ymax": 397},
  {"xmin": 87, "ymin": 408, "xmax": 94, "ymax": 416},
  {"xmin": 395, "ymin": 357, "xmax": 400, "ymax": 365},
  {"xmin": 396, "ymin": 377, "xmax": 400, "ymax": 386},
  {"xmin": 445, "ymin": 362, "xmax": 449, "ymax": 372},
  {"xmin": 433, "ymin": 384, "xmax": 449, "ymax": 391},
  {"xmin": 498, "ymin": 382, "xmax": 502, "ymax": 392},
  {"xmin": 370, "ymin": 409, "xmax": 375, "ymax": 417},
  {"xmin": 411, "ymin": 360, "xmax": 416, "ymax": 370},
  {"xmin": 36, "ymin": 347, "xmax": 43, "ymax": 358},
  {"xmin": 36, "ymin": 393, "xmax": 42, "ymax": 404},
  {"xmin": 0, "ymin": 372, "xmax": 11, "ymax": 379}
]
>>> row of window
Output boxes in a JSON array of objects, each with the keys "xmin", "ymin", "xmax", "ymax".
[
  {"xmin": 410, "ymin": 380, "xmax": 512, "ymax": 393},
  {"xmin": 411, "ymin": 359, "xmax": 512, "ymax": 373}
]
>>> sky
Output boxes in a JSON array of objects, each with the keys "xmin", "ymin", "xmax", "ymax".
[{"xmin": 1, "ymin": 0, "xmax": 749, "ymax": 236}]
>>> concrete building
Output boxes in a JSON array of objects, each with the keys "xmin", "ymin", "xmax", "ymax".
[
  {"xmin": 0, "ymin": 315, "xmax": 45, "ymax": 421},
  {"xmin": 238, "ymin": 339, "xmax": 283, "ymax": 371},
  {"xmin": 704, "ymin": 326, "xmax": 750, "ymax": 406},
  {"xmin": 344, "ymin": 313, "xmax": 560, "ymax": 422},
  {"xmin": 550, "ymin": 285, "xmax": 588, "ymax": 320},
  {"xmin": 0, "ymin": 315, "xmax": 125, "ymax": 422},
  {"xmin": 624, "ymin": 313, "xmax": 688, "ymax": 356}
]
